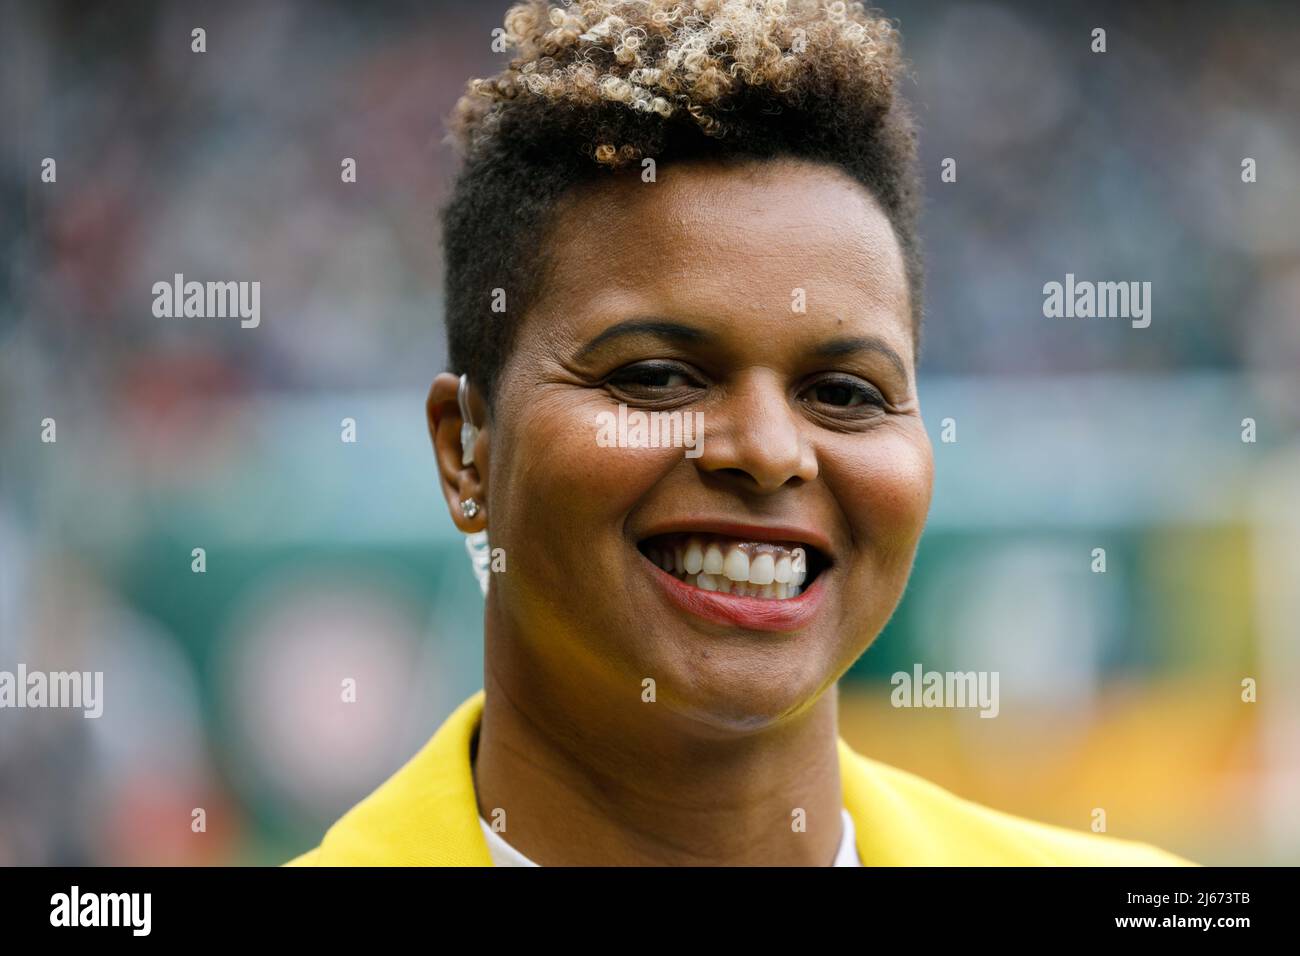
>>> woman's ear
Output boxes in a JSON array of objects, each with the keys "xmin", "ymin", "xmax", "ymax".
[{"xmin": 427, "ymin": 372, "xmax": 489, "ymax": 531}]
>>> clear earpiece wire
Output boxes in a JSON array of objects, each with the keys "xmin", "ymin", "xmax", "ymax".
[
  {"xmin": 465, "ymin": 530, "xmax": 491, "ymax": 596},
  {"xmin": 457, "ymin": 373, "xmax": 478, "ymax": 467}
]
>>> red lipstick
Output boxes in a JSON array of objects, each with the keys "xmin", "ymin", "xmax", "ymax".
[{"xmin": 644, "ymin": 554, "xmax": 826, "ymax": 633}]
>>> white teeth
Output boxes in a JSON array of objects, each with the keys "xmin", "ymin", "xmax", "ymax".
[
  {"xmin": 748, "ymin": 552, "xmax": 775, "ymax": 585},
  {"xmin": 722, "ymin": 547, "xmax": 750, "ymax": 582},
  {"xmin": 703, "ymin": 543, "xmax": 724, "ymax": 574},
  {"xmin": 684, "ymin": 539, "xmax": 704, "ymax": 574},
  {"xmin": 646, "ymin": 535, "xmax": 816, "ymax": 601}
]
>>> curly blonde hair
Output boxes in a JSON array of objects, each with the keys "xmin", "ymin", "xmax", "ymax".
[
  {"xmin": 442, "ymin": 0, "xmax": 921, "ymax": 402},
  {"xmin": 452, "ymin": 0, "xmax": 902, "ymax": 166}
]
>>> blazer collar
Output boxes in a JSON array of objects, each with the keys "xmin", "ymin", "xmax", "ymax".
[{"xmin": 317, "ymin": 688, "xmax": 890, "ymax": 866}]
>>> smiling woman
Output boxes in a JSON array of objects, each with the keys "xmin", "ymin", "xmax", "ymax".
[{"xmin": 286, "ymin": 0, "xmax": 1193, "ymax": 867}]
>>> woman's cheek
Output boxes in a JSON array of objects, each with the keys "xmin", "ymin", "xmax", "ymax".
[
  {"xmin": 829, "ymin": 428, "xmax": 933, "ymax": 555},
  {"xmin": 503, "ymin": 403, "xmax": 677, "ymax": 531}
]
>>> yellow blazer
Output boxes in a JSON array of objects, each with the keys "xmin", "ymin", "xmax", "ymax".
[{"xmin": 285, "ymin": 689, "xmax": 1195, "ymax": 866}]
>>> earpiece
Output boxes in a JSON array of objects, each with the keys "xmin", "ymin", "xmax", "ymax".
[
  {"xmin": 457, "ymin": 373, "xmax": 478, "ymax": 467},
  {"xmin": 457, "ymin": 373, "xmax": 490, "ymax": 594}
]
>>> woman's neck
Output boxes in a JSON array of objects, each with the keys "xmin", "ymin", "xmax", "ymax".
[{"xmin": 472, "ymin": 617, "xmax": 846, "ymax": 866}]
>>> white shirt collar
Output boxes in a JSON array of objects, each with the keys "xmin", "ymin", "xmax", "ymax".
[{"xmin": 479, "ymin": 808, "xmax": 862, "ymax": 866}]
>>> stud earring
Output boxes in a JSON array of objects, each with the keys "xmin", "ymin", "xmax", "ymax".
[
  {"xmin": 461, "ymin": 498, "xmax": 480, "ymax": 520},
  {"xmin": 458, "ymin": 373, "xmax": 478, "ymax": 467}
]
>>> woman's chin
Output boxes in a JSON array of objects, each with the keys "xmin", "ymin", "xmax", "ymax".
[
  {"xmin": 622, "ymin": 631, "xmax": 840, "ymax": 735},
  {"xmin": 648, "ymin": 678, "xmax": 831, "ymax": 737}
]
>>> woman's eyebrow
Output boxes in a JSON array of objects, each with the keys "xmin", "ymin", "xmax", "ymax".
[
  {"xmin": 574, "ymin": 322, "xmax": 908, "ymax": 380},
  {"xmin": 574, "ymin": 319, "xmax": 713, "ymax": 359},
  {"xmin": 813, "ymin": 335, "xmax": 909, "ymax": 380}
]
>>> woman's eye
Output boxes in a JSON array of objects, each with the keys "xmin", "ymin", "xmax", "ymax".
[
  {"xmin": 607, "ymin": 363, "xmax": 696, "ymax": 391},
  {"xmin": 805, "ymin": 377, "xmax": 884, "ymax": 409}
]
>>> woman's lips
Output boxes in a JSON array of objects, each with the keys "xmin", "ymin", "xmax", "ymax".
[{"xmin": 643, "ymin": 552, "xmax": 827, "ymax": 632}]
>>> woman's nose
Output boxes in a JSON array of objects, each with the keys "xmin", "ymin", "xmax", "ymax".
[{"xmin": 693, "ymin": 373, "xmax": 818, "ymax": 493}]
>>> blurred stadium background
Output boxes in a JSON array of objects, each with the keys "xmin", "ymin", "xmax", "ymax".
[{"xmin": 1, "ymin": 0, "xmax": 1297, "ymax": 865}]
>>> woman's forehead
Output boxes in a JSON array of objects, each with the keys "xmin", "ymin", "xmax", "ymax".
[{"xmin": 531, "ymin": 159, "xmax": 913, "ymax": 348}]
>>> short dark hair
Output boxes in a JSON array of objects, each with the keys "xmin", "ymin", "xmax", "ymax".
[{"xmin": 442, "ymin": 0, "xmax": 922, "ymax": 407}]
